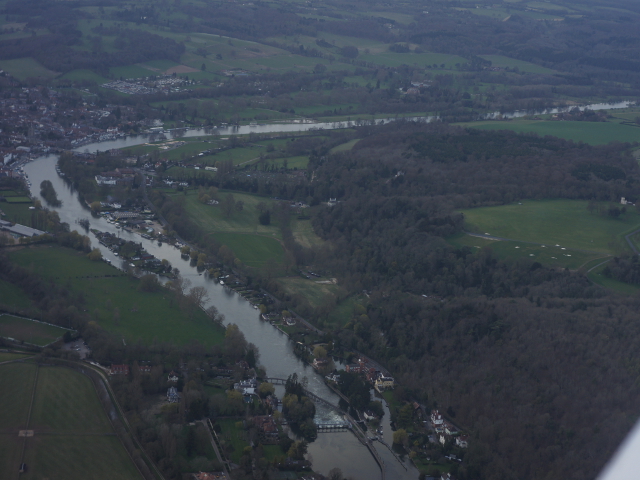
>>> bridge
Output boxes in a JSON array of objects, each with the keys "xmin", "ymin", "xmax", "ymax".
[
  {"xmin": 316, "ymin": 423, "xmax": 351, "ymax": 432},
  {"xmin": 264, "ymin": 377, "xmax": 342, "ymax": 409},
  {"xmin": 263, "ymin": 377, "xmax": 385, "ymax": 480}
]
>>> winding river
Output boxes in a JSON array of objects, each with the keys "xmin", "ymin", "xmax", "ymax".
[
  {"xmin": 20, "ymin": 100, "xmax": 635, "ymax": 479},
  {"xmin": 23, "ymin": 157, "xmax": 417, "ymax": 480}
]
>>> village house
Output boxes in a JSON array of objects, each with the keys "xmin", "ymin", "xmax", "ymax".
[
  {"xmin": 110, "ymin": 364, "xmax": 129, "ymax": 375},
  {"xmin": 374, "ymin": 376, "xmax": 395, "ymax": 393},
  {"xmin": 444, "ymin": 422, "xmax": 458, "ymax": 436},
  {"xmin": 167, "ymin": 371, "xmax": 179, "ymax": 382},
  {"xmin": 139, "ymin": 365, "xmax": 151, "ymax": 374},
  {"xmin": 253, "ymin": 415, "xmax": 279, "ymax": 443},
  {"xmin": 312, "ymin": 358, "xmax": 329, "ymax": 370},
  {"xmin": 234, "ymin": 378, "xmax": 257, "ymax": 396},
  {"xmin": 431, "ymin": 410, "xmax": 444, "ymax": 427},
  {"xmin": 167, "ymin": 386, "xmax": 180, "ymax": 403},
  {"xmin": 0, "ymin": 220, "xmax": 46, "ymax": 238},
  {"xmin": 363, "ymin": 410, "xmax": 377, "ymax": 421},
  {"xmin": 345, "ymin": 363, "xmax": 363, "ymax": 374},
  {"xmin": 456, "ymin": 435, "xmax": 469, "ymax": 448}
]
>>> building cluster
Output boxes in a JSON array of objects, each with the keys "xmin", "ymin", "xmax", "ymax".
[
  {"xmin": 430, "ymin": 410, "xmax": 468, "ymax": 449},
  {"xmin": 0, "ymin": 219, "xmax": 45, "ymax": 239},
  {"xmin": 102, "ymin": 75, "xmax": 193, "ymax": 95},
  {"xmin": 95, "ymin": 167, "xmax": 136, "ymax": 186},
  {"xmin": 0, "ymin": 86, "xmax": 146, "ymax": 160},
  {"xmin": 345, "ymin": 357, "xmax": 395, "ymax": 393}
]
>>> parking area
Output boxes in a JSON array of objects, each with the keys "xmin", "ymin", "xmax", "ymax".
[{"xmin": 62, "ymin": 338, "xmax": 91, "ymax": 359}]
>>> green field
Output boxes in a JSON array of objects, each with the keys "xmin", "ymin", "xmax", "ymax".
[
  {"xmin": 60, "ymin": 69, "xmax": 109, "ymax": 84},
  {"xmin": 9, "ymin": 247, "xmax": 225, "ymax": 346},
  {"xmin": 0, "ymin": 314, "xmax": 69, "ymax": 347},
  {"xmin": 359, "ymin": 52, "xmax": 467, "ymax": 69},
  {"xmin": 214, "ymin": 232, "xmax": 284, "ymax": 268},
  {"xmin": 276, "ymin": 277, "xmax": 340, "ymax": 308},
  {"xmin": 31, "ymin": 366, "xmax": 113, "ymax": 433},
  {"xmin": 181, "ymin": 190, "xmax": 283, "ymax": 238},
  {"xmin": 177, "ymin": 190, "xmax": 323, "ymax": 267},
  {"xmin": 5, "ymin": 196, "xmax": 32, "ymax": 203},
  {"xmin": 0, "ymin": 352, "xmax": 30, "ymax": 363},
  {"xmin": 461, "ymin": 199, "xmax": 640, "ymax": 255},
  {"xmin": 0, "ymin": 361, "xmax": 36, "ymax": 431},
  {"xmin": 479, "ymin": 55, "xmax": 556, "ymax": 74},
  {"xmin": 461, "ymin": 119, "xmax": 640, "ymax": 145},
  {"xmin": 448, "ymin": 233, "xmax": 607, "ymax": 269},
  {"xmin": 1, "ymin": 199, "xmax": 35, "ymax": 226},
  {"xmin": 330, "ymin": 139, "xmax": 361, "ymax": 153},
  {"xmin": 0, "ymin": 57, "xmax": 58, "ymax": 80},
  {"xmin": 0, "ymin": 363, "xmax": 142, "ymax": 480}
]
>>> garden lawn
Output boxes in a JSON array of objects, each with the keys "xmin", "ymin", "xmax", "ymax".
[
  {"xmin": 217, "ymin": 418, "xmax": 249, "ymax": 464},
  {"xmin": 0, "ymin": 315, "xmax": 69, "ymax": 347},
  {"xmin": 461, "ymin": 199, "xmax": 640, "ymax": 254},
  {"xmin": 461, "ymin": 119, "xmax": 640, "ymax": 145}
]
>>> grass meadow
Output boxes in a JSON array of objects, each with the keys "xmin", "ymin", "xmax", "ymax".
[
  {"xmin": 461, "ymin": 119, "xmax": 640, "ymax": 145},
  {"xmin": 30, "ymin": 367, "xmax": 113, "ymax": 433},
  {"xmin": 276, "ymin": 277, "xmax": 341, "ymax": 308},
  {"xmin": 213, "ymin": 232, "xmax": 284, "ymax": 268},
  {"xmin": 1, "ymin": 201, "xmax": 35, "ymax": 226},
  {"xmin": 0, "ymin": 57, "xmax": 58, "ymax": 80},
  {"xmin": 178, "ymin": 189, "xmax": 323, "ymax": 267},
  {"xmin": 0, "ymin": 314, "xmax": 69, "ymax": 346},
  {"xmin": 9, "ymin": 247, "xmax": 225, "ymax": 346},
  {"xmin": 447, "ymin": 233, "xmax": 607, "ymax": 270}
]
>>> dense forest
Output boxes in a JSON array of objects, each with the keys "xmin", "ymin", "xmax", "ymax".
[{"xmin": 297, "ymin": 123, "xmax": 640, "ymax": 479}]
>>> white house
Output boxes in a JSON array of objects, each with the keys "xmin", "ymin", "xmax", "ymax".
[
  {"xmin": 456, "ymin": 435, "xmax": 469, "ymax": 448},
  {"xmin": 431, "ymin": 410, "xmax": 444, "ymax": 426}
]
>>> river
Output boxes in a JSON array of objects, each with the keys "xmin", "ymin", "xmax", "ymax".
[
  {"xmin": 21, "ymin": 100, "xmax": 635, "ymax": 479},
  {"xmin": 23, "ymin": 154, "xmax": 418, "ymax": 480},
  {"xmin": 73, "ymin": 100, "xmax": 635, "ymax": 152}
]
